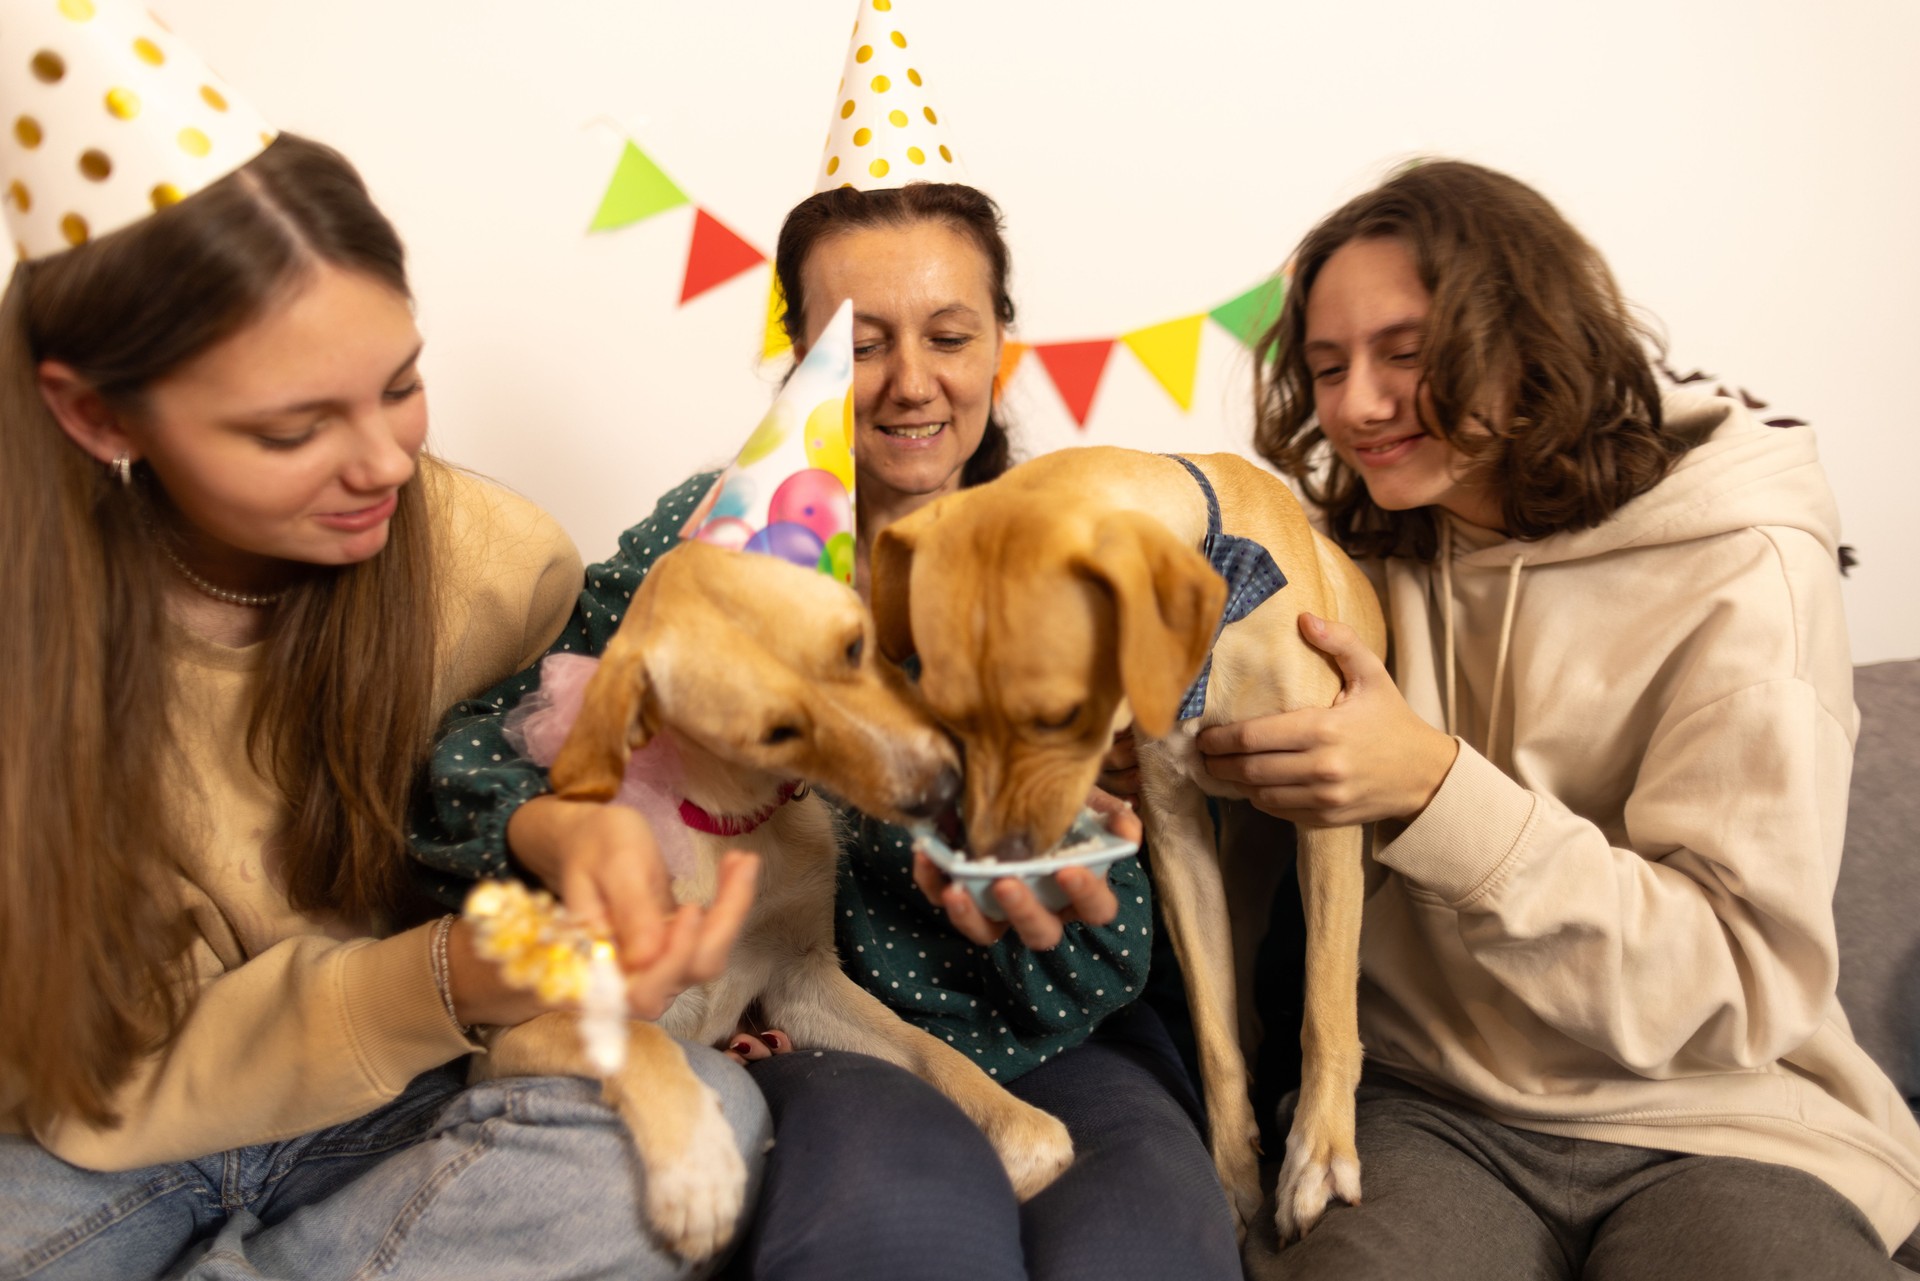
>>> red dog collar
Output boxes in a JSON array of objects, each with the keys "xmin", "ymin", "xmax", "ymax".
[{"xmin": 677, "ymin": 779, "xmax": 806, "ymax": 837}]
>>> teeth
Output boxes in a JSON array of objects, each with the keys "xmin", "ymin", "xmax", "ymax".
[{"xmin": 883, "ymin": 423, "xmax": 945, "ymax": 439}]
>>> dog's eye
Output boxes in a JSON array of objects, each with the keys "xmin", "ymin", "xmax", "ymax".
[
  {"xmin": 845, "ymin": 637, "xmax": 864, "ymax": 667},
  {"xmin": 763, "ymin": 724, "xmax": 803, "ymax": 746},
  {"xmin": 1035, "ymin": 705, "xmax": 1082, "ymax": 732}
]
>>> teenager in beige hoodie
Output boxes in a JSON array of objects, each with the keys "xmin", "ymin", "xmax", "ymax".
[{"xmin": 1200, "ymin": 160, "xmax": 1920, "ymax": 1277}]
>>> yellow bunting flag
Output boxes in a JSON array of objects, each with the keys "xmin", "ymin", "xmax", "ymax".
[
  {"xmin": 762, "ymin": 269, "xmax": 792, "ymax": 362},
  {"xmin": 1120, "ymin": 315, "xmax": 1206, "ymax": 412}
]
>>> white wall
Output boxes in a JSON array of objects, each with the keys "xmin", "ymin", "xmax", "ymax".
[{"xmin": 168, "ymin": 0, "xmax": 1919, "ymax": 662}]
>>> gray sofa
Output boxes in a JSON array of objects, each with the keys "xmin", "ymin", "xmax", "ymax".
[
  {"xmin": 1835, "ymin": 660, "xmax": 1920, "ymax": 1272},
  {"xmin": 1243, "ymin": 659, "xmax": 1920, "ymax": 1274}
]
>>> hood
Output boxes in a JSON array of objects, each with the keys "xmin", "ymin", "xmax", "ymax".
[{"xmin": 1448, "ymin": 391, "xmax": 1843, "ymax": 571}]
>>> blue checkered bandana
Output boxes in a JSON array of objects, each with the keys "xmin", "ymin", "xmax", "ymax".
[{"xmin": 1165, "ymin": 455, "xmax": 1288, "ymax": 720}]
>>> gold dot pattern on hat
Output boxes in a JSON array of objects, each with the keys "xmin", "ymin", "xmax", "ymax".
[
  {"xmin": 178, "ymin": 126, "xmax": 209, "ymax": 157},
  {"xmin": 200, "ymin": 85, "xmax": 228, "ymax": 112},
  {"xmin": 78, "ymin": 148, "xmax": 110, "ymax": 181},
  {"xmin": 132, "ymin": 36, "xmax": 164, "ymax": 66},
  {"xmin": 150, "ymin": 182, "xmax": 181, "ymax": 209},
  {"xmin": 15, "ymin": 116, "xmax": 44, "ymax": 148},
  {"xmin": 59, "ymin": 0, "xmax": 95, "ymax": 21},
  {"xmin": 105, "ymin": 87, "xmax": 140, "ymax": 119},
  {"xmin": 60, "ymin": 212, "xmax": 88, "ymax": 245},
  {"xmin": 6, "ymin": 181, "xmax": 30, "ymax": 212},
  {"xmin": 31, "ymin": 51, "xmax": 66, "ymax": 83},
  {"xmin": 816, "ymin": 5, "xmax": 962, "ymax": 193}
]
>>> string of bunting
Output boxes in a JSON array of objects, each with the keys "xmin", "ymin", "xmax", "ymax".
[{"xmin": 588, "ymin": 137, "xmax": 1286, "ymax": 429}]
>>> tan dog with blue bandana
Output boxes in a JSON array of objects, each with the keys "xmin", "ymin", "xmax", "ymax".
[{"xmin": 872, "ymin": 445, "xmax": 1385, "ymax": 1242}]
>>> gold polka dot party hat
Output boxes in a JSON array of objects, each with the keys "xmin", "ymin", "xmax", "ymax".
[
  {"xmin": 3, "ymin": 0, "xmax": 274, "ymax": 261},
  {"xmin": 815, "ymin": 0, "xmax": 966, "ymax": 193}
]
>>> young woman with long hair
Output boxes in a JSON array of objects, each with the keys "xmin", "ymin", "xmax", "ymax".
[{"xmin": 0, "ymin": 133, "xmax": 765, "ymax": 1281}]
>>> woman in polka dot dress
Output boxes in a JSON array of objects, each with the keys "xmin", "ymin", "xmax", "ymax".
[
  {"xmin": 0, "ymin": 131, "xmax": 769, "ymax": 1280},
  {"xmin": 415, "ymin": 183, "xmax": 1242, "ymax": 1281}
]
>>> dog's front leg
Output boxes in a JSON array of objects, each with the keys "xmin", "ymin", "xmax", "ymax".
[
  {"xmin": 477, "ymin": 1012, "xmax": 750, "ymax": 1262},
  {"xmin": 765, "ymin": 957, "xmax": 1075, "ymax": 1201},
  {"xmin": 1273, "ymin": 824, "xmax": 1366, "ymax": 1242},
  {"xmin": 1137, "ymin": 745, "xmax": 1265, "ymax": 1237}
]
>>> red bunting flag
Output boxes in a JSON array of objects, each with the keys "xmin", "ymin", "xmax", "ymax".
[
  {"xmin": 680, "ymin": 209, "xmax": 767, "ymax": 304},
  {"xmin": 1032, "ymin": 340, "xmax": 1115, "ymax": 429}
]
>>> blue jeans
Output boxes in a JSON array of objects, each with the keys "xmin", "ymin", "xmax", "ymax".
[
  {"xmin": 725, "ymin": 1002, "xmax": 1239, "ymax": 1281},
  {"xmin": 1, "ymin": 1047, "xmax": 770, "ymax": 1281}
]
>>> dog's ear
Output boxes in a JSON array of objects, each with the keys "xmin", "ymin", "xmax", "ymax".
[
  {"xmin": 871, "ymin": 508, "xmax": 928, "ymax": 664},
  {"xmin": 1076, "ymin": 511, "xmax": 1226, "ymax": 739},
  {"xmin": 548, "ymin": 635, "xmax": 657, "ymax": 801}
]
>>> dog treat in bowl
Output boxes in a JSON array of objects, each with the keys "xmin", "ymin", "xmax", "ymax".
[{"xmin": 912, "ymin": 809, "xmax": 1141, "ymax": 922}]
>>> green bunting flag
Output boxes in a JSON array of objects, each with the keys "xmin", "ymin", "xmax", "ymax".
[
  {"xmin": 1207, "ymin": 276, "xmax": 1287, "ymax": 351},
  {"xmin": 589, "ymin": 141, "xmax": 692, "ymax": 233}
]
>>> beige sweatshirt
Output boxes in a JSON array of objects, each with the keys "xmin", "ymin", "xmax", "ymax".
[
  {"xmin": 24, "ymin": 466, "xmax": 582, "ymax": 1170},
  {"xmin": 1358, "ymin": 392, "xmax": 1920, "ymax": 1250}
]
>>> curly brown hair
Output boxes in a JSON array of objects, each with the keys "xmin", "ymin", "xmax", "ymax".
[{"xmin": 1253, "ymin": 160, "xmax": 1682, "ymax": 560}]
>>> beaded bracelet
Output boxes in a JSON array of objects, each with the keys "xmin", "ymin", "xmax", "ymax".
[{"xmin": 428, "ymin": 914, "xmax": 471, "ymax": 1036}]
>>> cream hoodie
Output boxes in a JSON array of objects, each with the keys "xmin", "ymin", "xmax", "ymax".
[
  {"xmin": 13, "ymin": 467, "xmax": 582, "ymax": 1169},
  {"xmin": 1360, "ymin": 392, "xmax": 1920, "ymax": 1250}
]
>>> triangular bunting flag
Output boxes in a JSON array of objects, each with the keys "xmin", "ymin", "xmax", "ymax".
[
  {"xmin": 762, "ymin": 270, "xmax": 793, "ymax": 361},
  {"xmin": 680, "ymin": 209, "xmax": 768, "ymax": 305},
  {"xmin": 1033, "ymin": 340, "xmax": 1116, "ymax": 429},
  {"xmin": 1119, "ymin": 315, "xmax": 1206, "ymax": 411},
  {"xmin": 995, "ymin": 341, "xmax": 1029, "ymax": 398},
  {"xmin": 1207, "ymin": 277, "xmax": 1288, "ymax": 349},
  {"xmin": 589, "ymin": 141, "xmax": 691, "ymax": 233}
]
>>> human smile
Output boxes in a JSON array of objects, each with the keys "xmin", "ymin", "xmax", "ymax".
[
  {"xmin": 315, "ymin": 492, "xmax": 398, "ymax": 532},
  {"xmin": 877, "ymin": 421, "xmax": 948, "ymax": 440},
  {"xmin": 1350, "ymin": 433, "xmax": 1426, "ymax": 468}
]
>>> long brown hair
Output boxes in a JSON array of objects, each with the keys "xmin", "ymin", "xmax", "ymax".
[
  {"xmin": 0, "ymin": 135, "xmax": 441, "ymax": 1129},
  {"xmin": 775, "ymin": 182, "xmax": 1017, "ymax": 487},
  {"xmin": 1254, "ymin": 160, "xmax": 1682, "ymax": 560}
]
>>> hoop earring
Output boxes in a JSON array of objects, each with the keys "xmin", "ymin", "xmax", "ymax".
[{"xmin": 111, "ymin": 453, "xmax": 132, "ymax": 488}]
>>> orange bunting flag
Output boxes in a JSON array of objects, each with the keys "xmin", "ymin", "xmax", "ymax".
[
  {"xmin": 680, "ymin": 208, "xmax": 767, "ymax": 305},
  {"xmin": 995, "ymin": 341, "xmax": 1029, "ymax": 399},
  {"xmin": 1120, "ymin": 315, "xmax": 1207, "ymax": 412},
  {"xmin": 1033, "ymin": 340, "xmax": 1116, "ymax": 429}
]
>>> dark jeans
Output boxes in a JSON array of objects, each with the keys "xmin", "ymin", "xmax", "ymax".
[{"xmin": 723, "ymin": 1002, "xmax": 1238, "ymax": 1281}]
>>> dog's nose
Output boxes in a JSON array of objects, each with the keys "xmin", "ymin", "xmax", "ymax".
[
  {"xmin": 900, "ymin": 765, "xmax": 961, "ymax": 821},
  {"xmin": 982, "ymin": 833, "xmax": 1034, "ymax": 864}
]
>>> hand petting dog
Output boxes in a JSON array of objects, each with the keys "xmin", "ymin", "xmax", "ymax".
[{"xmin": 1198, "ymin": 613, "xmax": 1459, "ymax": 829}]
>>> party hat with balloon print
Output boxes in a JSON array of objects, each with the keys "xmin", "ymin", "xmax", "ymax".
[
  {"xmin": 3, "ymin": 0, "xmax": 275, "ymax": 262},
  {"xmin": 814, "ymin": 0, "xmax": 965, "ymax": 193},
  {"xmin": 683, "ymin": 297, "xmax": 858, "ymax": 584}
]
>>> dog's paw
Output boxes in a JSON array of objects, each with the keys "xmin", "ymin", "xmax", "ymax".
[
  {"xmin": 990, "ymin": 1102, "xmax": 1075, "ymax": 1201},
  {"xmin": 640, "ymin": 1079, "xmax": 749, "ymax": 1261},
  {"xmin": 1273, "ymin": 1121, "xmax": 1361, "ymax": 1243}
]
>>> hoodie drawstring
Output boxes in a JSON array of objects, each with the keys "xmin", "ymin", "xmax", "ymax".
[
  {"xmin": 1440, "ymin": 520, "xmax": 1457, "ymax": 738},
  {"xmin": 1483, "ymin": 552, "xmax": 1525, "ymax": 766},
  {"xmin": 1438, "ymin": 519, "xmax": 1526, "ymax": 764}
]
